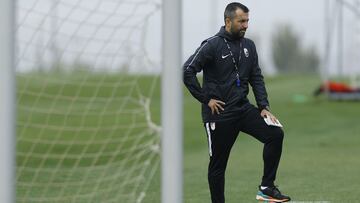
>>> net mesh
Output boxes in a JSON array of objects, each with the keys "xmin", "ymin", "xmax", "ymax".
[{"xmin": 16, "ymin": 0, "xmax": 161, "ymax": 202}]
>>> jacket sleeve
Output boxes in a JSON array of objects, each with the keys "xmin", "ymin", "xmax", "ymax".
[
  {"xmin": 249, "ymin": 42, "xmax": 270, "ymax": 111},
  {"xmin": 183, "ymin": 40, "xmax": 214, "ymax": 104}
]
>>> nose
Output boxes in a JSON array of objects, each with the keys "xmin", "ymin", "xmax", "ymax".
[{"xmin": 243, "ymin": 22, "xmax": 248, "ymax": 29}]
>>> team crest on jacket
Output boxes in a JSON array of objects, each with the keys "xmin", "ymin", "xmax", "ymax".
[{"xmin": 244, "ymin": 48, "xmax": 249, "ymax": 57}]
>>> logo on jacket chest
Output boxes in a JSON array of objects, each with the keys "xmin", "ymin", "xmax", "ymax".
[
  {"xmin": 221, "ymin": 54, "xmax": 230, "ymax": 59},
  {"xmin": 244, "ymin": 48, "xmax": 249, "ymax": 58}
]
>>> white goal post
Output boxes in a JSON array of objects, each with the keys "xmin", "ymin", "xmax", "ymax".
[
  {"xmin": 0, "ymin": 0, "xmax": 16, "ymax": 202},
  {"xmin": 161, "ymin": 0, "xmax": 183, "ymax": 203}
]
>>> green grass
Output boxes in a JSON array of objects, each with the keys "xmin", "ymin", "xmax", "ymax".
[{"xmin": 17, "ymin": 72, "xmax": 360, "ymax": 202}]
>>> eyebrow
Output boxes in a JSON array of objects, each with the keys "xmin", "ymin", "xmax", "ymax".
[{"xmin": 238, "ymin": 18, "xmax": 249, "ymax": 22}]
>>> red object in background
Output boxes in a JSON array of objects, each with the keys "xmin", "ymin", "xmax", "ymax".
[
  {"xmin": 314, "ymin": 81, "xmax": 359, "ymax": 96},
  {"xmin": 322, "ymin": 81, "xmax": 355, "ymax": 92}
]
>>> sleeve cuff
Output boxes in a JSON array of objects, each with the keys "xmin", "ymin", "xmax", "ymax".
[
  {"xmin": 259, "ymin": 105, "xmax": 270, "ymax": 112},
  {"xmin": 203, "ymin": 94, "xmax": 211, "ymax": 105}
]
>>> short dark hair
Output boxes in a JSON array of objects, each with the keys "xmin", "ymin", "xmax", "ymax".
[{"xmin": 224, "ymin": 2, "xmax": 249, "ymax": 23}]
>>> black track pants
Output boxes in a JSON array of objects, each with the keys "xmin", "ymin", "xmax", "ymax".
[{"xmin": 204, "ymin": 106, "xmax": 284, "ymax": 203}]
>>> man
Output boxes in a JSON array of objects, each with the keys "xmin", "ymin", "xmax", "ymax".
[{"xmin": 183, "ymin": 2, "xmax": 291, "ymax": 203}]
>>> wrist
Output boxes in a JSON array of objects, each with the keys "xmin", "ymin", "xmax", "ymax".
[
  {"xmin": 204, "ymin": 95, "xmax": 211, "ymax": 105},
  {"xmin": 260, "ymin": 105, "xmax": 270, "ymax": 112}
]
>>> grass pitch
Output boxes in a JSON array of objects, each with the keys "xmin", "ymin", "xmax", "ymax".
[{"xmin": 17, "ymin": 73, "xmax": 360, "ymax": 202}]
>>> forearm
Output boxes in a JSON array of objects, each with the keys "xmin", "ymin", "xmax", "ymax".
[
  {"xmin": 250, "ymin": 74, "xmax": 269, "ymax": 110},
  {"xmin": 183, "ymin": 73, "xmax": 209, "ymax": 104}
]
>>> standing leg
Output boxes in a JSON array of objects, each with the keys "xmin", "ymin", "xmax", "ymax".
[
  {"xmin": 204, "ymin": 119, "xmax": 240, "ymax": 203},
  {"xmin": 239, "ymin": 107, "xmax": 284, "ymax": 187}
]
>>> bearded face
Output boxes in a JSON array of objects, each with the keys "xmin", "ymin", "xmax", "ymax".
[{"xmin": 228, "ymin": 9, "xmax": 249, "ymax": 38}]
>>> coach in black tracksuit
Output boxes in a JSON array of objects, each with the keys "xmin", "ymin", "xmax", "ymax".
[{"xmin": 183, "ymin": 3, "xmax": 290, "ymax": 203}]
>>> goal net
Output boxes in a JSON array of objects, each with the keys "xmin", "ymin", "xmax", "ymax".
[{"xmin": 16, "ymin": 0, "xmax": 161, "ymax": 202}]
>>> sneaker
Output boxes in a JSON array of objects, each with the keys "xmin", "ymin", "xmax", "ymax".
[{"xmin": 256, "ymin": 185, "xmax": 291, "ymax": 202}]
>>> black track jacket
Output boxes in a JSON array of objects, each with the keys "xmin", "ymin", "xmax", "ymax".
[{"xmin": 183, "ymin": 26, "xmax": 269, "ymax": 122}]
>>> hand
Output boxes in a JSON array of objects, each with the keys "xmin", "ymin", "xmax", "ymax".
[
  {"xmin": 208, "ymin": 99, "xmax": 225, "ymax": 115},
  {"xmin": 260, "ymin": 109, "xmax": 279, "ymax": 124}
]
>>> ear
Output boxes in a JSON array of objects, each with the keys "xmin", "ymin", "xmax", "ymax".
[{"xmin": 225, "ymin": 17, "xmax": 231, "ymax": 26}]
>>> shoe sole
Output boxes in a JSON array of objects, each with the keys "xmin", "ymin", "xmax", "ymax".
[{"xmin": 256, "ymin": 194, "xmax": 290, "ymax": 202}]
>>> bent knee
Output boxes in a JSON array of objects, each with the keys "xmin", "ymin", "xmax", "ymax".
[
  {"xmin": 266, "ymin": 128, "xmax": 284, "ymax": 142},
  {"xmin": 275, "ymin": 128, "xmax": 284, "ymax": 139}
]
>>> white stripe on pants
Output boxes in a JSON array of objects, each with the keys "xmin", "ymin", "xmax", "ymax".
[{"xmin": 205, "ymin": 122, "xmax": 213, "ymax": 156}]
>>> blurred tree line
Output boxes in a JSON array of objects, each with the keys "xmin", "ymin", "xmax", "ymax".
[{"xmin": 272, "ymin": 24, "xmax": 320, "ymax": 74}]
